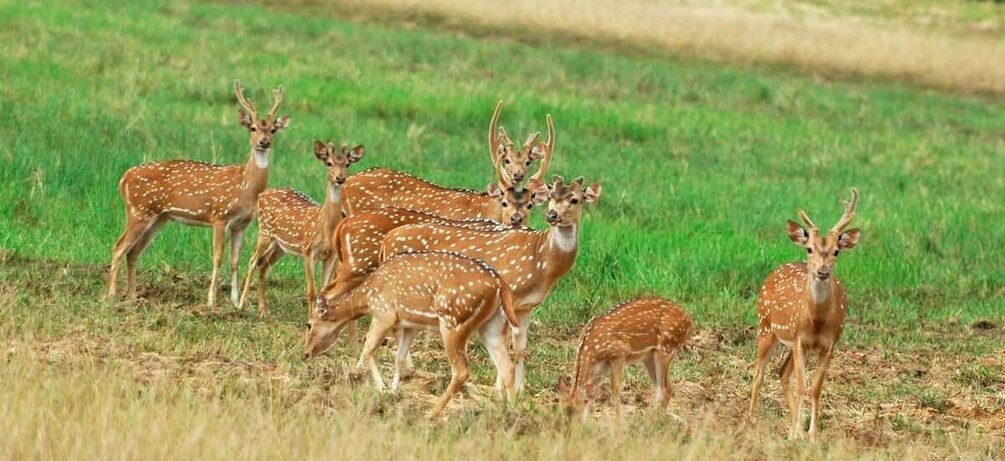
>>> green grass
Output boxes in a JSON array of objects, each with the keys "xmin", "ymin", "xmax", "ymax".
[{"xmin": 0, "ymin": 0, "xmax": 1003, "ymax": 458}]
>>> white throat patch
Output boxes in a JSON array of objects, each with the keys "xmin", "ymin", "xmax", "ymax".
[
  {"xmin": 254, "ymin": 150, "xmax": 269, "ymax": 168},
  {"xmin": 550, "ymin": 225, "xmax": 578, "ymax": 252},
  {"xmin": 810, "ymin": 278, "xmax": 831, "ymax": 304},
  {"xmin": 328, "ymin": 184, "xmax": 342, "ymax": 203}
]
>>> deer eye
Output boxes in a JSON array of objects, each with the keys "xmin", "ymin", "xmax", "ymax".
[
  {"xmin": 806, "ymin": 248, "xmax": 813, "ymax": 254},
  {"xmin": 525, "ymin": 160, "xmax": 531, "ymax": 166},
  {"xmin": 504, "ymin": 159, "xmax": 510, "ymax": 165},
  {"xmin": 570, "ymin": 198, "xmax": 580, "ymax": 205},
  {"xmin": 305, "ymin": 323, "xmax": 311, "ymax": 330},
  {"xmin": 501, "ymin": 202, "xmax": 509, "ymax": 207},
  {"xmin": 250, "ymin": 126, "xmax": 258, "ymax": 132},
  {"xmin": 526, "ymin": 204, "xmax": 533, "ymax": 209},
  {"xmin": 833, "ymin": 250, "xmax": 840, "ymax": 256},
  {"xmin": 271, "ymin": 128, "xmax": 277, "ymax": 134}
]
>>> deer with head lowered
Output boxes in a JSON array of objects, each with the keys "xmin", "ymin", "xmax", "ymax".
[
  {"xmin": 747, "ymin": 188, "xmax": 861, "ymax": 442},
  {"xmin": 237, "ymin": 141, "xmax": 364, "ymax": 318},
  {"xmin": 107, "ymin": 80, "xmax": 290, "ymax": 306},
  {"xmin": 339, "ymin": 102, "xmax": 554, "ymax": 219},
  {"xmin": 560, "ymin": 297, "xmax": 693, "ymax": 420},
  {"xmin": 305, "ymin": 251, "xmax": 521, "ymax": 418},
  {"xmin": 381, "ymin": 175, "xmax": 602, "ymax": 392}
]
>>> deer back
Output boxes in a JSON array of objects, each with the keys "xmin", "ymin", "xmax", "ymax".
[
  {"xmin": 578, "ymin": 297, "xmax": 693, "ymax": 363},
  {"xmin": 256, "ymin": 188, "xmax": 322, "ymax": 254},
  {"xmin": 119, "ymin": 160, "xmax": 259, "ymax": 225},
  {"xmin": 342, "ymin": 168, "xmax": 494, "ymax": 219}
]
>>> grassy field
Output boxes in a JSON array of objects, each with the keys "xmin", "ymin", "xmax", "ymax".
[{"xmin": 1, "ymin": 0, "xmax": 1004, "ymax": 459}]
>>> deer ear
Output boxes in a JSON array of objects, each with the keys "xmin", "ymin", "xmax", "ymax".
[
  {"xmin": 346, "ymin": 145, "xmax": 365, "ymax": 163},
  {"xmin": 838, "ymin": 228, "xmax": 860, "ymax": 250},
  {"xmin": 487, "ymin": 183, "xmax": 504, "ymax": 199},
  {"xmin": 584, "ymin": 183, "xmax": 602, "ymax": 203},
  {"xmin": 238, "ymin": 110, "xmax": 254, "ymax": 129},
  {"xmin": 314, "ymin": 141, "xmax": 329, "ymax": 160},
  {"xmin": 529, "ymin": 145, "xmax": 545, "ymax": 161},
  {"xmin": 787, "ymin": 220, "xmax": 809, "ymax": 245},
  {"xmin": 313, "ymin": 297, "xmax": 328, "ymax": 319},
  {"xmin": 273, "ymin": 114, "xmax": 291, "ymax": 131}
]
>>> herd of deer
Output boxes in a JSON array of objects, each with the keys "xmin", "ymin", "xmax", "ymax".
[{"xmin": 104, "ymin": 81, "xmax": 861, "ymax": 440}]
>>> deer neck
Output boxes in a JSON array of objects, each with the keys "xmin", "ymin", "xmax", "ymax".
[
  {"xmin": 243, "ymin": 147, "xmax": 271, "ymax": 195},
  {"xmin": 544, "ymin": 224, "xmax": 579, "ymax": 275},
  {"xmin": 318, "ymin": 183, "xmax": 343, "ymax": 250},
  {"xmin": 329, "ymin": 283, "xmax": 370, "ymax": 322},
  {"xmin": 804, "ymin": 275, "xmax": 836, "ymax": 316}
]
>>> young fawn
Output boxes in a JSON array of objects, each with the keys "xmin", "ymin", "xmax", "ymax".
[
  {"xmin": 304, "ymin": 251, "xmax": 521, "ymax": 418},
  {"xmin": 237, "ymin": 141, "xmax": 364, "ymax": 318},
  {"xmin": 748, "ymin": 188, "xmax": 861, "ymax": 442},
  {"xmin": 381, "ymin": 175, "xmax": 602, "ymax": 391},
  {"xmin": 107, "ymin": 80, "xmax": 290, "ymax": 306},
  {"xmin": 340, "ymin": 103, "xmax": 554, "ymax": 218},
  {"xmin": 561, "ymin": 297, "xmax": 693, "ymax": 419}
]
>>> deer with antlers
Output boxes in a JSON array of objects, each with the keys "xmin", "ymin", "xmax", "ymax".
[
  {"xmin": 560, "ymin": 297, "xmax": 693, "ymax": 420},
  {"xmin": 339, "ymin": 102, "xmax": 554, "ymax": 219},
  {"xmin": 381, "ymin": 175, "xmax": 602, "ymax": 391},
  {"xmin": 305, "ymin": 251, "xmax": 521, "ymax": 417},
  {"xmin": 747, "ymin": 188, "xmax": 861, "ymax": 442},
  {"xmin": 107, "ymin": 80, "xmax": 290, "ymax": 306},
  {"xmin": 236, "ymin": 141, "xmax": 364, "ymax": 318}
]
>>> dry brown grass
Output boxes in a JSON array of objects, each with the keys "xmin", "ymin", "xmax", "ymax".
[{"xmin": 329, "ymin": 0, "xmax": 1005, "ymax": 94}]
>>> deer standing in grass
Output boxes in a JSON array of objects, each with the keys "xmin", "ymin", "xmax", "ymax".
[
  {"xmin": 381, "ymin": 175, "xmax": 602, "ymax": 392},
  {"xmin": 561, "ymin": 297, "xmax": 693, "ymax": 420},
  {"xmin": 237, "ymin": 141, "xmax": 364, "ymax": 318},
  {"xmin": 304, "ymin": 251, "xmax": 521, "ymax": 418},
  {"xmin": 107, "ymin": 80, "xmax": 290, "ymax": 306},
  {"xmin": 747, "ymin": 188, "xmax": 861, "ymax": 442},
  {"xmin": 339, "ymin": 102, "xmax": 553, "ymax": 218}
]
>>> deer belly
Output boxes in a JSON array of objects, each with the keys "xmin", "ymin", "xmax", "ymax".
[
  {"xmin": 166, "ymin": 209, "xmax": 212, "ymax": 227},
  {"xmin": 396, "ymin": 312, "xmax": 439, "ymax": 331}
]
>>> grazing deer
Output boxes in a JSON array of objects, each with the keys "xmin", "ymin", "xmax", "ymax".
[
  {"xmin": 560, "ymin": 297, "xmax": 693, "ymax": 420},
  {"xmin": 381, "ymin": 175, "xmax": 602, "ymax": 391},
  {"xmin": 339, "ymin": 105, "xmax": 554, "ymax": 218},
  {"xmin": 237, "ymin": 141, "xmax": 364, "ymax": 318},
  {"xmin": 747, "ymin": 188, "xmax": 861, "ymax": 442},
  {"xmin": 107, "ymin": 80, "xmax": 290, "ymax": 306},
  {"xmin": 304, "ymin": 251, "xmax": 521, "ymax": 418}
]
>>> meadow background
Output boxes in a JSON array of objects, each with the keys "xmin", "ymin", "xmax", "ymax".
[{"xmin": 0, "ymin": 0, "xmax": 1003, "ymax": 459}]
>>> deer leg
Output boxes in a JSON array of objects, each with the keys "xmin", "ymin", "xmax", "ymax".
[
  {"xmin": 512, "ymin": 311, "xmax": 532, "ymax": 393},
  {"xmin": 779, "ymin": 350, "xmax": 795, "ymax": 416},
  {"xmin": 430, "ymin": 329, "xmax": 471, "ymax": 418},
  {"xmin": 108, "ymin": 215, "xmax": 155, "ymax": 300},
  {"xmin": 789, "ymin": 340, "xmax": 807, "ymax": 439},
  {"xmin": 747, "ymin": 334, "xmax": 777, "ymax": 420},
  {"xmin": 808, "ymin": 345, "xmax": 835, "ymax": 443},
  {"xmin": 304, "ymin": 255, "xmax": 317, "ymax": 319},
  {"xmin": 238, "ymin": 235, "xmax": 269, "ymax": 311},
  {"xmin": 652, "ymin": 352, "xmax": 671, "ymax": 408},
  {"xmin": 610, "ymin": 357, "xmax": 626, "ymax": 419},
  {"xmin": 255, "ymin": 244, "xmax": 284, "ymax": 318},
  {"xmin": 480, "ymin": 314, "xmax": 516, "ymax": 402},
  {"xmin": 228, "ymin": 226, "xmax": 246, "ymax": 307},
  {"xmin": 391, "ymin": 328, "xmax": 416, "ymax": 394},
  {"xmin": 357, "ymin": 318, "xmax": 394, "ymax": 391},
  {"xmin": 207, "ymin": 224, "xmax": 227, "ymax": 307},
  {"xmin": 123, "ymin": 216, "xmax": 165, "ymax": 300}
]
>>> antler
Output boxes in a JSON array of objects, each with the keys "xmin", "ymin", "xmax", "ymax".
[
  {"xmin": 493, "ymin": 149, "xmax": 513, "ymax": 188},
  {"xmin": 266, "ymin": 85, "xmax": 285, "ymax": 120},
  {"xmin": 234, "ymin": 80, "xmax": 258, "ymax": 119},
  {"xmin": 530, "ymin": 114, "xmax": 555, "ymax": 182},
  {"xmin": 488, "ymin": 100, "xmax": 504, "ymax": 162},
  {"xmin": 830, "ymin": 187, "xmax": 859, "ymax": 234},
  {"xmin": 523, "ymin": 131, "xmax": 541, "ymax": 150},
  {"xmin": 797, "ymin": 210, "xmax": 817, "ymax": 230}
]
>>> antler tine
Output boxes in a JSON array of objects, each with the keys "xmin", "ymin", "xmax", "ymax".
[
  {"xmin": 266, "ymin": 85, "xmax": 285, "ymax": 120},
  {"xmin": 488, "ymin": 100, "xmax": 503, "ymax": 161},
  {"xmin": 830, "ymin": 187, "xmax": 859, "ymax": 234},
  {"xmin": 530, "ymin": 114, "xmax": 555, "ymax": 181},
  {"xmin": 234, "ymin": 80, "xmax": 258, "ymax": 119},
  {"xmin": 523, "ymin": 131, "xmax": 541, "ymax": 149},
  {"xmin": 493, "ymin": 149, "xmax": 513, "ymax": 188},
  {"xmin": 798, "ymin": 209, "xmax": 818, "ymax": 230}
]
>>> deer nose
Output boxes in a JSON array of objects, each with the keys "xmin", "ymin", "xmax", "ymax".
[
  {"xmin": 302, "ymin": 352, "xmax": 310, "ymax": 361},
  {"xmin": 259, "ymin": 139, "xmax": 271, "ymax": 148},
  {"xmin": 512, "ymin": 172, "xmax": 524, "ymax": 182},
  {"xmin": 335, "ymin": 175, "xmax": 346, "ymax": 184},
  {"xmin": 546, "ymin": 210, "xmax": 559, "ymax": 222},
  {"xmin": 510, "ymin": 214, "xmax": 524, "ymax": 225},
  {"xmin": 817, "ymin": 267, "xmax": 831, "ymax": 279}
]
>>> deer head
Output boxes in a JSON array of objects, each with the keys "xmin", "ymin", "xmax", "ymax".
[
  {"xmin": 486, "ymin": 178, "xmax": 551, "ymax": 227},
  {"xmin": 543, "ymin": 175, "xmax": 602, "ymax": 227},
  {"xmin": 303, "ymin": 295, "xmax": 355, "ymax": 360},
  {"xmin": 786, "ymin": 188, "xmax": 861, "ymax": 282},
  {"xmin": 488, "ymin": 102, "xmax": 555, "ymax": 186},
  {"xmin": 314, "ymin": 141, "xmax": 365, "ymax": 186},
  {"xmin": 235, "ymin": 80, "xmax": 291, "ymax": 152}
]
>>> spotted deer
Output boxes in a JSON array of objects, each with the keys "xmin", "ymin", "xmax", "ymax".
[
  {"xmin": 381, "ymin": 175, "xmax": 602, "ymax": 391},
  {"xmin": 339, "ymin": 104, "xmax": 554, "ymax": 218},
  {"xmin": 107, "ymin": 80, "xmax": 290, "ymax": 306},
  {"xmin": 560, "ymin": 297, "xmax": 693, "ymax": 420},
  {"xmin": 747, "ymin": 188, "xmax": 861, "ymax": 442},
  {"xmin": 236, "ymin": 142, "xmax": 364, "ymax": 318},
  {"xmin": 305, "ymin": 251, "xmax": 521, "ymax": 417}
]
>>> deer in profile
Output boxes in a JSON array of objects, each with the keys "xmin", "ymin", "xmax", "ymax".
[
  {"xmin": 304, "ymin": 251, "xmax": 521, "ymax": 418},
  {"xmin": 107, "ymin": 80, "xmax": 290, "ymax": 306},
  {"xmin": 237, "ymin": 141, "xmax": 364, "ymax": 318},
  {"xmin": 747, "ymin": 188, "xmax": 861, "ymax": 442},
  {"xmin": 381, "ymin": 175, "xmax": 602, "ymax": 392},
  {"xmin": 340, "ymin": 102, "xmax": 554, "ymax": 218},
  {"xmin": 560, "ymin": 297, "xmax": 693, "ymax": 420}
]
